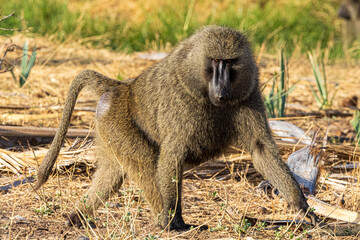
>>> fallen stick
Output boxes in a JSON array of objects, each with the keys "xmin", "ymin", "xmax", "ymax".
[
  {"xmin": 307, "ymin": 195, "xmax": 360, "ymax": 224},
  {"xmin": 0, "ymin": 176, "xmax": 35, "ymax": 193},
  {"xmin": 0, "ymin": 105, "xmax": 95, "ymax": 112},
  {"xmin": 0, "ymin": 125, "xmax": 95, "ymax": 138}
]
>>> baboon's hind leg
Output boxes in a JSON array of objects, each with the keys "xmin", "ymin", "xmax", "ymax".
[
  {"xmin": 67, "ymin": 153, "xmax": 125, "ymax": 227},
  {"xmin": 105, "ymin": 133, "xmax": 163, "ymax": 226},
  {"xmin": 87, "ymin": 91, "xmax": 163, "ymax": 227},
  {"xmin": 100, "ymin": 128, "xmax": 164, "ymax": 227}
]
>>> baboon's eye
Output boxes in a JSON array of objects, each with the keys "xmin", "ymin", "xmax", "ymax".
[
  {"xmin": 225, "ymin": 59, "xmax": 233, "ymax": 64},
  {"xmin": 213, "ymin": 59, "xmax": 220, "ymax": 63}
]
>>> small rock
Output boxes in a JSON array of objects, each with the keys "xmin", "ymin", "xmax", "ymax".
[
  {"xmin": 340, "ymin": 95, "xmax": 358, "ymax": 108},
  {"xmin": 107, "ymin": 203, "xmax": 122, "ymax": 208},
  {"xmin": 78, "ymin": 236, "xmax": 90, "ymax": 240},
  {"xmin": 11, "ymin": 215, "xmax": 27, "ymax": 223},
  {"xmin": 258, "ymin": 207, "xmax": 268, "ymax": 214}
]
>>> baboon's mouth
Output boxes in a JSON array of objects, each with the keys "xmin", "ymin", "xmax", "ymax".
[{"xmin": 209, "ymin": 96, "xmax": 232, "ymax": 107}]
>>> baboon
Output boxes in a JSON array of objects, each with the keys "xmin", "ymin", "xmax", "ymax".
[
  {"xmin": 338, "ymin": 0, "xmax": 360, "ymax": 38},
  {"xmin": 35, "ymin": 25, "xmax": 318, "ymax": 230}
]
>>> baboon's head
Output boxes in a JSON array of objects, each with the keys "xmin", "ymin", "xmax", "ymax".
[
  {"xmin": 193, "ymin": 26, "xmax": 258, "ymax": 107},
  {"xmin": 338, "ymin": 0, "xmax": 360, "ymax": 21}
]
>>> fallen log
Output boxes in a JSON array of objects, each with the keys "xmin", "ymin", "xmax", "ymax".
[{"xmin": 0, "ymin": 125, "xmax": 95, "ymax": 138}]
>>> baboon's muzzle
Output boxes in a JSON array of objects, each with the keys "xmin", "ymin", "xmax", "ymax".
[{"xmin": 209, "ymin": 60, "xmax": 231, "ymax": 106}]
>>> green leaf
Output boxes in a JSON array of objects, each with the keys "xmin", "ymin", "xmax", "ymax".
[
  {"xmin": 19, "ymin": 42, "xmax": 37, "ymax": 87},
  {"xmin": 20, "ymin": 42, "xmax": 29, "ymax": 87},
  {"xmin": 308, "ymin": 52, "xmax": 324, "ymax": 100},
  {"xmin": 321, "ymin": 57, "xmax": 328, "ymax": 101},
  {"xmin": 309, "ymin": 85, "xmax": 321, "ymax": 106}
]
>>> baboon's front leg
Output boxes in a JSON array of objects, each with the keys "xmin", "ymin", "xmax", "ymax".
[
  {"xmin": 236, "ymin": 106, "xmax": 318, "ymax": 225},
  {"xmin": 156, "ymin": 147, "xmax": 187, "ymax": 230}
]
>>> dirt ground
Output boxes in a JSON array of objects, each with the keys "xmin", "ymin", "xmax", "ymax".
[{"xmin": 1, "ymin": 34, "xmax": 360, "ymax": 239}]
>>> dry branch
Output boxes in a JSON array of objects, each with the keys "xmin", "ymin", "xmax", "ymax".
[
  {"xmin": 0, "ymin": 12, "xmax": 22, "ymax": 32},
  {"xmin": 307, "ymin": 195, "xmax": 360, "ymax": 224},
  {"xmin": 0, "ymin": 176, "xmax": 35, "ymax": 192},
  {"xmin": 0, "ymin": 142, "xmax": 94, "ymax": 174},
  {"xmin": 0, "ymin": 105, "xmax": 96, "ymax": 112},
  {"xmin": 0, "ymin": 12, "xmax": 15, "ymax": 22},
  {"xmin": 0, "ymin": 125, "xmax": 95, "ymax": 138}
]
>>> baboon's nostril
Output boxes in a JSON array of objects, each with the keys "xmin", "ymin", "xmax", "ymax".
[{"xmin": 218, "ymin": 93, "xmax": 230, "ymax": 102}]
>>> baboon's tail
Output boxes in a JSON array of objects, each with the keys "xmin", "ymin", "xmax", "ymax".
[{"xmin": 35, "ymin": 69, "xmax": 122, "ymax": 190}]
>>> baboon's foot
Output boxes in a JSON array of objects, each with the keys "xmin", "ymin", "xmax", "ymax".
[
  {"xmin": 177, "ymin": 224, "xmax": 208, "ymax": 232},
  {"xmin": 301, "ymin": 210, "xmax": 321, "ymax": 226},
  {"xmin": 170, "ymin": 223, "xmax": 209, "ymax": 232},
  {"xmin": 65, "ymin": 212, "xmax": 96, "ymax": 228},
  {"xmin": 166, "ymin": 216, "xmax": 208, "ymax": 231}
]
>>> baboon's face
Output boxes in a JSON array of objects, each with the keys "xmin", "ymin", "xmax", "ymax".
[
  {"xmin": 338, "ymin": 0, "xmax": 360, "ymax": 21},
  {"xmin": 204, "ymin": 58, "xmax": 237, "ymax": 106},
  {"xmin": 200, "ymin": 28, "xmax": 256, "ymax": 107}
]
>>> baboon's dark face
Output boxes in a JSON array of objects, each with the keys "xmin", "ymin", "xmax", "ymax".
[
  {"xmin": 203, "ymin": 55, "xmax": 256, "ymax": 107},
  {"xmin": 200, "ymin": 28, "xmax": 256, "ymax": 107},
  {"xmin": 338, "ymin": 0, "xmax": 360, "ymax": 21},
  {"xmin": 204, "ymin": 58, "xmax": 235, "ymax": 106}
]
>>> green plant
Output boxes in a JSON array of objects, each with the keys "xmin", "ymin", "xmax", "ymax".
[
  {"xmin": 209, "ymin": 191, "xmax": 217, "ymax": 199},
  {"xmin": 351, "ymin": 111, "xmax": 360, "ymax": 144},
  {"xmin": 308, "ymin": 52, "xmax": 338, "ymax": 110},
  {"xmin": 233, "ymin": 221, "xmax": 252, "ymax": 234},
  {"xmin": 2, "ymin": 224, "xmax": 9, "ymax": 229},
  {"xmin": 117, "ymin": 73, "xmax": 125, "ymax": 81},
  {"xmin": 256, "ymin": 221, "xmax": 266, "ymax": 230},
  {"xmin": 275, "ymin": 226, "xmax": 287, "ymax": 239},
  {"xmin": 144, "ymin": 234, "xmax": 158, "ymax": 240},
  {"xmin": 210, "ymin": 223, "xmax": 229, "ymax": 232},
  {"xmin": 138, "ymin": 206, "xmax": 143, "ymax": 212},
  {"xmin": 233, "ymin": 223, "xmax": 241, "ymax": 234},
  {"xmin": 241, "ymin": 218, "xmax": 252, "ymax": 231},
  {"xmin": 124, "ymin": 211, "xmax": 131, "ymax": 222},
  {"xmin": 34, "ymin": 206, "xmax": 53, "ymax": 216},
  {"xmin": 10, "ymin": 42, "xmax": 37, "ymax": 87},
  {"xmin": 264, "ymin": 49, "xmax": 295, "ymax": 118}
]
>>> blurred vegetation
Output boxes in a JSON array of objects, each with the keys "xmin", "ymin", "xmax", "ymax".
[
  {"xmin": 351, "ymin": 111, "xmax": 360, "ymax": 145},
  {"xmin": 1, "ymin": 0, "xmax": 359, "ymax": 59}
]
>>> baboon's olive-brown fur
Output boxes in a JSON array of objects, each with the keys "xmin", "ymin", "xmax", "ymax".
[{"xmin": 35, "ymin": 25, "xmax": 317, "ymax": 230}]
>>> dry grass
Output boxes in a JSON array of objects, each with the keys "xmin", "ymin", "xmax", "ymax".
[{"xmin": 1, "ymin": 30, "xmax": 360, "ymax": 239}]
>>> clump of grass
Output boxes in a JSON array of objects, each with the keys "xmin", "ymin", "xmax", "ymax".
[
  {"xmin": 264, "ymin": 49, "xmax": 295, "ymax": 118},
  {"xmin": 34, "ymin": 206, "xmax": 53, "ymax": 216},
  {"xmin": 351, "ymin": 111, "xmax": 360, "ymax": 144},
  {"xmin": 308, "ymin": 52, "xmax": 338, "ymax": 110}
]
